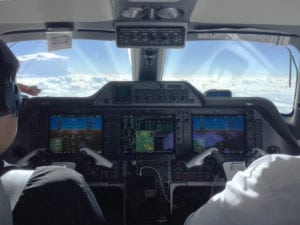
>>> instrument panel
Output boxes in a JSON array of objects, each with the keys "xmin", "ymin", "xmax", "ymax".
[
  {"xmin": 7, "ymin": 81, "xmax": 296, "ymax": 225},
  {"xmin": 14, "ymin": 82, "xmax": 293, "ymax": 169},
  {"xmin": 10, "ymin": 81, "xmax": 293, "ymax": 180}
]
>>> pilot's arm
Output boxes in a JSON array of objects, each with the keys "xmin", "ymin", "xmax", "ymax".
[
  {"xmin": 17, "ymin": 83, "xmax": 41, "ymax": 96},
  {"xmin": 184, "ymin": 154, "xmax": 300, "ymax": 225}
]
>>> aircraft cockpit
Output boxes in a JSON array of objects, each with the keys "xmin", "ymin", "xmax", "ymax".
[{"xmin": 1, "ymin": 0, "xmax": 300, "ymax": 225}]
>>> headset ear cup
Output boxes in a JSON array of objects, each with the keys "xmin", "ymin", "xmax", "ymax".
[{"xmin": 0, "ymin": 82, "xmax": 19, "ymax": 117}]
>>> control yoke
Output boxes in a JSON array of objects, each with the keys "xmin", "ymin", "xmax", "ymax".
[
  {"xmin": 247, "ymin": 147, "xmax": 267, "ymax": 166},
  {"xmin": 16, "ymin": 148, "xmax": 114, "ymax": 169},
  {"xmin": 80, "ymin": 148, "xmax": 114, "ymax": 168},
  {"xmin": 16, "ymin": 148, "xmax": 47, "ymax": 167},
  {"xmin": 185, "ymin": 148, "xmax": 219, "ymax": 169},
  {"xmin": 185, "ymin": 148, "xmax": 246, "ymax": 181},
  {"xmin": 251, "ymin": 147, "xmax": 267, "ymax": 157}
]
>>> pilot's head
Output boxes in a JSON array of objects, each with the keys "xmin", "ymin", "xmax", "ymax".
[{"xmin": 0, "ymin": 39, "xmax": 20, "ymax": 155}]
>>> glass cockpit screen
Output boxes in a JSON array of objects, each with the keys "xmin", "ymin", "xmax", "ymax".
[
  {"xmin": 122, "ymin": 114, "xmax": 174, "ymax": 154},
  {"xmin": 49, "ymin": 115, "xmax": 102, "ymax": 153},
  {"xmin": 192, "ymin": 115, "xmax": 245, "ymax": 154}
]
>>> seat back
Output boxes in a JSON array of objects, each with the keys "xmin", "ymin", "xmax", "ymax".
[{"xmin": 0, "ymin": 180, "xmax": 12, "ymax": 225}]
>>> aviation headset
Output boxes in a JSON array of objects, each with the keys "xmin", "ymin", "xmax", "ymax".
[
  {"xmin": 0, "ymin": 39, "xmax": 21, "ymax": 117},
  {"xmin": 0, "ymin": 81, "xmax": 21, "ymax": 117}
]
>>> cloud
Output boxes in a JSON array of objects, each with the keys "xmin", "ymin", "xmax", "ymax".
[
  {"xmin": 18, "ymin": 73, "xmax": 294, "ymax": 114},
  {"xmin": 17, "ymin": 52, "xmax": 70, "ymax": 77},
  {"xmin": 164, "ymin": 76, "xmax": 295, "ymax": 114},
  {"xmin": 16, "ymin": 51, "xmax": 131, "ymax": 97},
  {"xmin": 17, "ymin": 73, "xmax": 130, "ymax": 97},
  {"xmin": 18, "ymin": 52, "xmax": 69, "ymax": 61}
]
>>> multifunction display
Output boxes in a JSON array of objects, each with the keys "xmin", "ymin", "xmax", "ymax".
[
  {"xmin": 49, "ymin": 115, "xmax": 102, "ymax": 154},
  {"xmin": 192, "ymin": 114, "xmax": 245, "ymax": 155},
  {"xmin": 122, "ymin": 114, "xmax": 174, "ymax": 154}
]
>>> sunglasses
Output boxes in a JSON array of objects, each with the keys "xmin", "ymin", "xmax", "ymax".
[{"xmin": 0, "ymin": 81, "xmax": 22, "ymax": 117}]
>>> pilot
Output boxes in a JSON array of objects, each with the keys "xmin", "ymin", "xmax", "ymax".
[
  {"xmin": 184, "ymin": 153, "xmax": 300, "ymax": 225},
  {"xmin": 0, "ymin": 39, "xmax": 106, "ymax": 225}
]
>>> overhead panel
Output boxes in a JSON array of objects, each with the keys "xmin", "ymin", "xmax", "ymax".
[{"xmin": 113, "ymin": 0, "xmax": 196, "ymax": 48}]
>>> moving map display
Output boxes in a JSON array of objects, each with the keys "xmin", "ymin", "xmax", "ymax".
[
  {"xmin": 49, "ymin": 114, "xmax": 102, "ymax": 153},
  {"xmin": 192, "ymin": 114, "xmax": 245, "ymax": 154},
  {"xmin": 122, "ymin": 114, "xmax": 174, "ymax": 154}
]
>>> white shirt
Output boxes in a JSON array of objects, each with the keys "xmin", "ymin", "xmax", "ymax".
[{"xmin": 184, "ymin": 154, "xmax": 300, "ymax": 225}]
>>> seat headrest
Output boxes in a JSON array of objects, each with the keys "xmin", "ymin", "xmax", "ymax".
[{"xmin": 0, "ymin": 180, "xmax": 13, "ymax": 225}]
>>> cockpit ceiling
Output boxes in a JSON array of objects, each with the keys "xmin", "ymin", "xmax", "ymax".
[
  {"xmin": 1, "ymin": 0, "xmax": 300, "ymax": 35},
  {"xmin": 0, "ymin": 0, "xmax": 114, "ymax": 23},
  {"xmin": 191, "ymin": 0, "xmax": 300, "ymax": 26}
]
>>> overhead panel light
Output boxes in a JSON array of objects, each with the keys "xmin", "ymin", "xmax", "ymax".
[
  {"xmin": 113, "ymin": 0, "xmax": 195, "ymax": 21},
  {"xmin": 156, "ymin": 7, "xmax": 184, "ymax": 19},
  {"xmin": 121, "ymin": 7, "xmax": 148, "ymax": 19}
]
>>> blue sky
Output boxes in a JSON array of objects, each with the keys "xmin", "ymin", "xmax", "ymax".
[{"xmin": 10, "ymin": 40, "xmax": 131, "ymax": 76}]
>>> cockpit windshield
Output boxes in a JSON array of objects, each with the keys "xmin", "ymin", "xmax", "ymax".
[
  {"xmin": 9, "ymin": 40, "xmax": 132, "ymax": 97},
  {"xmin": 10, "ymin": 39, "xmax": 298, "ymax": 114},
  {"xmin": 164, "ymin": 40, "xmax": 298, "ymax": 115}
]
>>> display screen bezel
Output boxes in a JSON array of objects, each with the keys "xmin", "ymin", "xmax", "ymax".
[
  {"xmin": 192, "ymin": 114, "xmax": 246, "ymax": 155},
  {"xmin": 48, "ymin": 114, "xmax": 103, "ymax": 154},
  {"xmin": 121, "ymin": 114, "xmax": 175, "ymax": 154}
]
